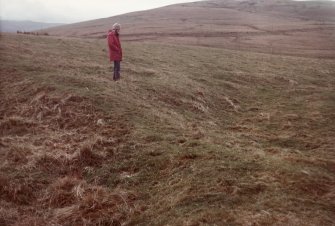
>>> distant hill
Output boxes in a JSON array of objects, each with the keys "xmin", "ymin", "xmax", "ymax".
[
  {"xmin": 40, "ymin": 0, "xmax": 335, "ymax": 58},
  {"xmin": 0, "ymin": 20, "xmax": 65, "ymax": 33}
]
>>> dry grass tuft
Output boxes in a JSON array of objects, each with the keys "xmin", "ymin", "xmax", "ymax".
[
  {"xmin": 76, "ymin": 144, "xmax": 103, "ymax": 167},
  {"xmin": 0, "ymin": 116, "xmax": 36, "ymax": 136},
  {"xmin": 35, "ymin": 155, "xmax": 66, "ymax": 174},
  {"xmin": 14, "ymin": 217, "xmax": 47, "ymax": 226},
  {"xmin": 42, "ymin": 176, "xmax": 84, "ymax": 208},
  {"xmin": 0, "ymin": 175, "xmax": 36, "ymax": 205},
  {"xmin": 0, "ymin": 201, "xmax": 19, "ymax": 225},
  {"xmin": 4, "ymin": 146, "xmax": 31, "ymax": 165},
  {"xmin": 44, "ymin": 178, "xmax": 134, "ymax": 226}
]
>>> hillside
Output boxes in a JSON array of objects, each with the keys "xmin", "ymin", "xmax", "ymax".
[
  {"xmin": 41, "ymin": 0, "xmax": 335, "ymax": 58},
  {"xmin": 1, "ymin": 33, "xmax": 334, "ymax": 225},
  {"xmin": 0, "ymin": 20, "xmax": 64, "ymax": 33}
]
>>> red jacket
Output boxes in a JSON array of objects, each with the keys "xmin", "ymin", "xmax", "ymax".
[{"xmin": 107, "ymin": 30, "xmax": 122, "ymax": 61}]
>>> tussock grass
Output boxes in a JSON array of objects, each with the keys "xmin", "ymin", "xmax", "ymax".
[
  {"xmin": 0, "ymin": 33, "xmax": 334, "ymax": 225},
  {"xmin": 0, "ymin": 116, "xmax": 37, "ymax": 136}
]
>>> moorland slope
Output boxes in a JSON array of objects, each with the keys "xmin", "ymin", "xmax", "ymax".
[
  {"xmin": 41, "ymin": 0, "xmax": 335, "ymax": 58},
  {"xmin": 1, "ymin": 32, "xmax": 334, "ymax": 225}
]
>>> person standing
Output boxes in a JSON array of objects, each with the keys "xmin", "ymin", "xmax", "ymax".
[{"xmin": 107, "ymin": 23, "xmax": 122, "ymax": 81}]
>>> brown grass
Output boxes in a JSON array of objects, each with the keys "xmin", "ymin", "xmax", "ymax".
[
  {"xmin": 0, "ymin": 83, "xmax": 135, "ymax": 224},
  {"xmin": 0, "ymin": 43, "xmax": 135, "ymax": 224},
  {"xmin": 0, "ymin": 175, "xmax": 36, "ymax": 205},
  {"xmin": 40, "ymin": 176, "xmax": 134, "ymax": 226},
  {"xmin": 0, "ymin": 32, "xmax": 334, "ymax": 225}
]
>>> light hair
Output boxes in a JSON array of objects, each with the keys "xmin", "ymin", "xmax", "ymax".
[{"xmin": 112, "ymin": 23, "xmax": 121, "ymax": 30}]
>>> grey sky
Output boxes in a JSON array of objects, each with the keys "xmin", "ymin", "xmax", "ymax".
[{"xmin": 0, "ymin": 0, "xmax": 200, "ymax": 23}]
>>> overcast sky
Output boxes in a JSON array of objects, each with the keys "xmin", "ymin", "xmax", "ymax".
[
  {"xmin": 0, "ymin": 0, "xmax": 201, "ymax": 24},
  {"xmin": 1, "ymin": 0, "xmax": 334, "ymax": 24}
]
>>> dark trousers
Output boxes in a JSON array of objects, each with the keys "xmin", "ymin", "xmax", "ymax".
[{"xmin": 113, "ymin": 61, "xmax": 121, "ymax": 80}]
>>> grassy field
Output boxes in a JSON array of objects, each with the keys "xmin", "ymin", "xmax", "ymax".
[{"xmin": 0, "ymin": 33, "xmax": 335, "ymax": 225}]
